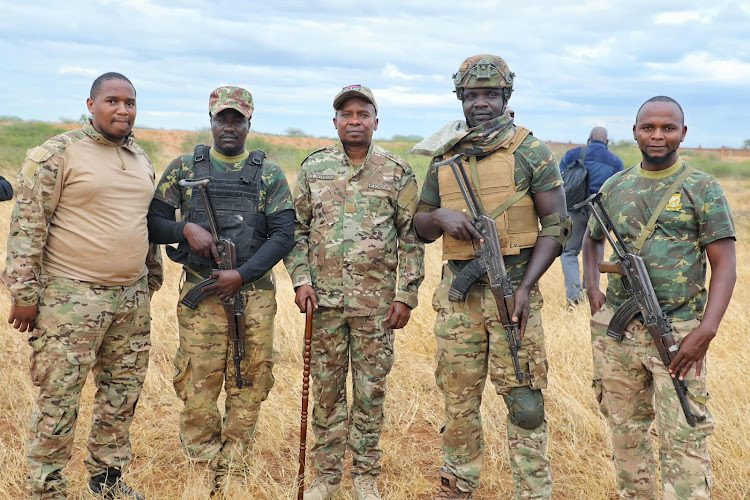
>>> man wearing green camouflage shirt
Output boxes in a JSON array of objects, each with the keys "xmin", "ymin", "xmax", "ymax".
[
  {"xmin": 413, "ymin": 55, "xmax": 571, "ymax": 499},
  {"xmin": 2, "ymin": 72, "xmax": 162, "ymax": 500},
  {"xmin": 147, "ymin": 86, "xmax": 295, "ymax": 495},
  {"xmin": 285, "ymin": 84, "xmax": 424, "ymax": 500},
  {"xmin": 582, "ymin": 96, "xmax": 736, "ymax": 499}
]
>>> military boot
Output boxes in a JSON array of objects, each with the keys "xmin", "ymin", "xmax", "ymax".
[
  {"xmin": 432, "ymin": 471, "xmax": 473, "ymax": 499},
  {"xmin": 353, "ymin": 474, "xmax": 381, "ymax": 500},
  {"xmin": 89, "ymin": 468, "xmax": 144, "ymax": 499},
  {"xmin": 303, "ymin": 478, "xmax": 341, "ymax": 500}
]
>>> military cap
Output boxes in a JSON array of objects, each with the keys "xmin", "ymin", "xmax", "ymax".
[
  {"xmin": 209, "ymin": 86, "xmax": 254, "ymax": 118},
  {"xmin": 333, "ymin": 84, "xmax": 378, "ymax": 114}
]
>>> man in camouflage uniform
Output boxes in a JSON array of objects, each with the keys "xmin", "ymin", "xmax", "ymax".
[
  {"xmin": 2, "ymin": 72, "xmax": 162, "ymax": 500},
  {"xmin": 582, "ymin": 96, "xmax": 736, "ymax": 499},
  {"xmin": 285, "ymin": 84, "xmax": 424, "ymax": 500},
  {"xmin": 147, "ymin": 86, "xmax": 295, "ymax": 494},
  {"xmin": 412, "ymin": 55, "xmax": 571, "ymax": 499}
]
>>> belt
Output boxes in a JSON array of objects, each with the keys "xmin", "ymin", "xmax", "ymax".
[{"xmin": 183, "ymin": 269, "xmax": 275, "ymax": 291}]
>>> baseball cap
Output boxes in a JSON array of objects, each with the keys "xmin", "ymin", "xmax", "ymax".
[
  {"xmin": 209, "ymin": 86, "xmax": 254, "ymax": 118},
  {"xmin": 332, "ymin": 84, "xmax": 378, "ymax": 114}
]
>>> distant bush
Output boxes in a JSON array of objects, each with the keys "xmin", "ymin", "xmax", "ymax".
[
  {"xmin": 0, "ymin": 122, "xmax": 68, "ymax": 176},
  {"xmin": 391, "ymin": 134, "xmax": 423, "ymax": 143},
  {"xmin": 284, "ymin": 127, "xmax": 307, "ymax": 137}
]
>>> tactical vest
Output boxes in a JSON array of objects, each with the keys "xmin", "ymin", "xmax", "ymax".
[
  {"xmin": 168, "ymin": 145, "xmax": 268, "ymax": 273},
  {"xmin": 438, "ymin": 127, "xmax": 538, "ymax": 260}
]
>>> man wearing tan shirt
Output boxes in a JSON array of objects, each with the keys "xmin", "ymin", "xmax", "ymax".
[{"xmin": 2, "ymin": 72, "xmax": 162, "ymax": 500}]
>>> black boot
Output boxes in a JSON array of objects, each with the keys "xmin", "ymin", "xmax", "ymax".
[{"xmin": 89, "ymin": 468, "xmax": 145, "ymax": 500}]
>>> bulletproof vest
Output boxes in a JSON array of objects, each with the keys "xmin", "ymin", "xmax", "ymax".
[
  {"xmin": 169, "ymin": 145, "xmax": 268, "ymax": 272},
  {"xmin": 438, "ymin": 127, "xmax": 538, "ymax": 260}
]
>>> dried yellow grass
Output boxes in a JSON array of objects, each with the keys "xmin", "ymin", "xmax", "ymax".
[{"xmin": 1, "ymin": 179, "xmax": 749, "ymax": 499}]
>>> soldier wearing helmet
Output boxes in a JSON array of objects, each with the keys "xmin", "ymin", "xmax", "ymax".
[{"xmin": 413, "ymin": 55, "xmax": 571, "ymax": 499}]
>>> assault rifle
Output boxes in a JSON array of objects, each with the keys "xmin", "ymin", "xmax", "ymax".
[
  {"xmin": 434, "ymin": 153, "xmax": 530, "ymax": 383},
  {"xmin": 574, "ymin": 193, "xmax": 702, "ymax": 427},
  {"xmin": 177, "ymin": 177, "xmax": 251, "ymax": 389}
]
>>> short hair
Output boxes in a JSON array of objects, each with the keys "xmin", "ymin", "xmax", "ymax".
[
  {"xmin": 636, "ymin": 96, "xmax": 684, "ymax": 125},
  {"xmin": 90, "ymin": 72, "xmax": 135, "ymax": 99}
]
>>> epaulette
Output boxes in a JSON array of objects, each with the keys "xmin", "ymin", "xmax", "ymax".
[
  {"xmin": 300, "ymin": 145, "xmax": 334, "ymax": 166},
  {"xmin": 382, "ymin": 148, "xmax": 412, "ymax": 172}
]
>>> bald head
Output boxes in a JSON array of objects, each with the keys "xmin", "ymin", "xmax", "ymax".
[{"xmin": 589, "ymin": 127, "xmax": 608, "ymax": 143}]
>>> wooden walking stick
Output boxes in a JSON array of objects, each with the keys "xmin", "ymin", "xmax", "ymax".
[{"xmin": 298, "ymin": 296, "xmax": 314, "ymax": 500}]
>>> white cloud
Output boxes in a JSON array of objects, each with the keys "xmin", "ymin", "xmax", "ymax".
[
  {"xmin": 57, "ymin": 66, "xmax": 100, "ymax": 77},
  {"xmin": 653, "ymin": 10, "xmax": 713, "ymax": 25}
]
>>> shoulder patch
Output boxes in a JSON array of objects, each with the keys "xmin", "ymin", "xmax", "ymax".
[{"xmin": 26, "ymin": 146, "xmax": 53, "ymax": 163}]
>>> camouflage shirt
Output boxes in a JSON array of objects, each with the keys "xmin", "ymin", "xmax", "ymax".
[
  {"xmin": 417, "ymin": 133, "xmax": 562, "ymax": 282},
  {"xmin": 2, "ymin": 121, "xmax": 162, "ymax": 306},
  {"xmin": 285, "ymin": 142, "xmax": 424, "ymax": 316},
  {"xmin": 589, "ymin": 158, "xmax": 736, "ymax": 322},
  {"xmin": 152, "ymin": 148, "xmax": 293, "ymax": 284}
]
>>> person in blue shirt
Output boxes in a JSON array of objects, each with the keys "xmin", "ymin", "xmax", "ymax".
[
  {"xmin": 559, "ymin": 127, "xmax": 623, "ymax": 305},
  {"xmin": 0, "ymin": 175, "xmax": 13, "ymax": 201}
]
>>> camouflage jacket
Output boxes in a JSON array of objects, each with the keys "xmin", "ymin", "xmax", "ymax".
[
  {"xmin": 590, "ymin": 158, "xmax": 735, "ymax": 322},
  {"xmin": 2, "ymin": 121, "xmax": 163, "ymax": 306},
  {"xmin": 285, "ymin": 142, "xmax": 424, "ymax": 316}
]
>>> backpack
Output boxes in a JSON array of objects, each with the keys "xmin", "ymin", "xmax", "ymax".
[{"xmin": 561, "ymin": 146, "xmax": 589, "ymax": 210}]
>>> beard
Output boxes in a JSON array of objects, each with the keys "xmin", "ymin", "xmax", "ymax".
[{"xmin": 641, "ymin": 146, "xmax": 678, "ymax": 164}]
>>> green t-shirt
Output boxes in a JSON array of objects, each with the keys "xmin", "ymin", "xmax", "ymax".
[
  {"xmin": 417, "ymin": 133, "xmax": 562, "ymax": 282},
  {"xmin": 589, "ymin": 159, "xmax": 736, "ymax": 321}
]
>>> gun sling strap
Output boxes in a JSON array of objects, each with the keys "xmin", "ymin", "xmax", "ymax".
[{"xmin": 632, "ymin": 163, "xmax": 694, "ymax": 254}]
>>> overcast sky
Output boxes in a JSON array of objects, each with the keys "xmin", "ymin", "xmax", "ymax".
[{"xmin": 2, "ymin": 0, "xmax": 749, "ymax": 148}]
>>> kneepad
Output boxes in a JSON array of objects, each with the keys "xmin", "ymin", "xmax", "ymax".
[{"xmin": 503, "ymin": 387, "xmax": 544, "ymax": 430}]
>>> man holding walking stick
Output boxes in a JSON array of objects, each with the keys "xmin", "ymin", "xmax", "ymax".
[{"xmin": 285, "ymin": 84, "xmax": 424, "ymax": 500}]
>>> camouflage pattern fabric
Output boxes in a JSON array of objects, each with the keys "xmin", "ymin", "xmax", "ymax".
[
  {"xmin": 417, "ymin": 127, "xmax": 560, "ymax": 498},
  {"xmin": 589, "ymin": 159, "xmax": 736, "ymax": 322},
  {"xmin": 417, "ymin": 131, "xmax": 562, "ymax": 284},
  {"xmin": 410, "ymin": 110, "xmax": 517, "ymax": 158},
  {"xmin": 154, "ymin": 149, "xmax": 292, "ymax": 217},
  {"xmin": 153, "ymin": 149, "xmax": 291, "ymax": 475},
  {"xmin": 432, "ymin": 274, "xmax": 550, "ymax": 498},
  {"xmin": 306, "ymin": 307, "xmax": 395, "ymax": 484},
  {"xmin": 209, "ymin": 85, "xmax": 254, "ymax": 117},
  {"xmin": 173, "ymin": 279, "xmax": 276, "ymax": 477},
  {"xmin": 26, "ymin": 276, "xmax": 150, "ymax": 499},
  {"xmin": 2, "ymin": 121, "xmax": 159, "ymax": 305},
  {"xmin": 591, "ymin": 305, "xmax": 713, "ymax": 499},
  {"xmin": 588, "ymin": 159, "xmax": 734, "ymax": 499},
  {"xmin": 284, "ymin": 142, "xmax": 424, "ymax": 316}
]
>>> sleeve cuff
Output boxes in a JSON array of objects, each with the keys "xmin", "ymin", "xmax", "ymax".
[{"xmin": 394, "ymin": 290, "xmax": 418, "ymax": 310}]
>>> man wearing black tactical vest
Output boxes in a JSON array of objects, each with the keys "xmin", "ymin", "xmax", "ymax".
[{"xmin": 147, "ymin": 86, "xmax": 295, "ymax": 495}]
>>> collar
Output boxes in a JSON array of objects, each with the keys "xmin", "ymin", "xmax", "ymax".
[
  {"xmin": 637, "ymin": 157, "xmax": 686, "ymax": 179},
  {"xmin": 210, "ymin": 148, "xmax": 249, "ymax": 163},
  {"xmin": 83, "ymin": 119, "xmax": 138, "ymax": 153}
]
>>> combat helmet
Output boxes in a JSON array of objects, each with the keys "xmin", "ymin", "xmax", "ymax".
[{"xmin": 453, "ymin": 54, "xmax": 515, "ymax": 100}]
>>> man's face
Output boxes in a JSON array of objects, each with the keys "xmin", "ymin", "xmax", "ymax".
[
  {"xmin": 86, "ymin": 79, "xmax": 136, "ymax": 145},
  {"xmin": 333, "ymin": 97, "xmax": 378, "ymax": 149},
  {"xmin": 633, "ymin": 102, "xmax": 687, "ymax": 165},
  {"xmin": 462, "ymin": 88, "xmax": 506, "ymax": 127},
  {"xmin": 211, "ymin": 108, "xmax": 250, "ymax": 156}
]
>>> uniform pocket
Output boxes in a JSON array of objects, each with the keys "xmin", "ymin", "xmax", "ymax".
[{"xmin": 173, "ymin": 348, "xmax": 192, "ymax": 402}]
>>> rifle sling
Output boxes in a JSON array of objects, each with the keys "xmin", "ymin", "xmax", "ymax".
[{"xmin": 632, "ymin": 164, "xmax": 694, "ymax": 254}]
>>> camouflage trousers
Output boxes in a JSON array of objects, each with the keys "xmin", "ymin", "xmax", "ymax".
[
  {"xmin": 432, "ymin": 274, "xmax": 551, "ymax": 499},
  {"xmin": 26, "ymin": 275, "xmax": 150, "ymax": 499},
  {"xmin": 308, "ymin": 307, "xmax": 395, "ymax": 485},
  {"xmin": 591, "ymin": 304, "xmax": 714, "ymax": 500},
  {"xmin": 173, "ymin": 277, "xmax": 276, "ymax": 478}
]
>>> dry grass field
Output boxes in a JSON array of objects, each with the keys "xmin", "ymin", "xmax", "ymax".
[{"xmin": 0, "ymin": 172, "xmax": 748, "ymax": 499}]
